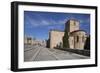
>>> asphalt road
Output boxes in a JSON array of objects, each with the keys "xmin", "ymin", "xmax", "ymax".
[{"xmin": 24, "ymin": 45, "xmax": 89, "ymax": 62}]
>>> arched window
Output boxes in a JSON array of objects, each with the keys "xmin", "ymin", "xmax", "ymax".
[
  {"xmin": 74, "ymin": 21, "xmax": 76, "ymax": 26},
  {"xmin": 77, "ymin": 36, "xmax": 79, "ymax": 42},
  {"xmin": 82, "ymin": 36, "xmax": 84, "ymax": 42}
]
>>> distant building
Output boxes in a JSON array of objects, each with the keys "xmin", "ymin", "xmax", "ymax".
[
  {"xmin": 24, "ymin": 36, "xmax": 46, "ymax": 47},
  {"xmin": 24, "ymin": 36, "xmax": 33, "ymax": 45},
  {"xmin": 48, "ymin": 19, "xmax": 88, "ymax": 50}
]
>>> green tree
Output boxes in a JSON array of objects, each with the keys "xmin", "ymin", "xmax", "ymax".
[{"xmin": 84, "ymin": 35, "xmax": 90, "ymax": 50}]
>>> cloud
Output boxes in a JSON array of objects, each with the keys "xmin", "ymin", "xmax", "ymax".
[
  {"xmin": 25, "ymin": 14, "xmax": 67, "ymax": 28},
  {"xmin": 79, "ymin": 18, "xmax": 90, "ymax": 25}
]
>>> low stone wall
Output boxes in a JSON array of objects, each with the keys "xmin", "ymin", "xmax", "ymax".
[{"xmin": 55, "ymin": 48, "xmax": 90, "ymax": 57}]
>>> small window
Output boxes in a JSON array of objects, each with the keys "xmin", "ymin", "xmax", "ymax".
[{"xmin": 74, "ymin": 21, "xmax": 76, "ymax": 26}]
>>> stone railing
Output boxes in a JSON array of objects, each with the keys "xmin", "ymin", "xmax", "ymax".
[{"xmin": 55, "ymin": 48, "xmax": 90, "ymax": 57}]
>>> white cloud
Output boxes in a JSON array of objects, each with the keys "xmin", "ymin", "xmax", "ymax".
[
  {"xmin": 25, "ymin": 14, "xmax": 67, "ymax": 27},
  {"xmin": 79, "ymin": 18, "xmax": 90, "ymax": 24}
]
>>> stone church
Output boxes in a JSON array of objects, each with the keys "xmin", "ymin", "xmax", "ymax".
[{"xmin": 48, "ymin": 19, "xmax": 87, "ymax": 50}]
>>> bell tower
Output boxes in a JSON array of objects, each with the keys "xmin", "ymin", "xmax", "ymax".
[{"xmin": 65, "ymin": 19, "xmax": 79, "ymax": 34}]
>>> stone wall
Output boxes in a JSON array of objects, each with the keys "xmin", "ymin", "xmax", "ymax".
[
  {"xmin": 49, "ymin": 30, "xmax": 64, "ymax": 48},
  {"xmin": 69, "ymin": 31, "xmax": 87, "ymax": 50}
]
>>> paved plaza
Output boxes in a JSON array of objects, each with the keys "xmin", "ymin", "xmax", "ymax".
[{"xmin": 24, "ymin": 45, "xmax": 89, "ymax": 62}]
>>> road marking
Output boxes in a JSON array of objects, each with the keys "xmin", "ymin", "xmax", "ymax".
[
  {"xmin": 44, "ymin": 48, "xmax": 60, "ymax": 60},
  {"xmin": 30, "ymin": 47, "xmax": 41, "ymax": 61},
  {"xmin": 24, "ymin": 45, "xmax": 38, "ymax": 52}
]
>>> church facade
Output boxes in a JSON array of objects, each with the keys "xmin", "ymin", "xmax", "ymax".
[{"xmin": 49, "ymin": 19, "xmax": 87, "ymax": 50}]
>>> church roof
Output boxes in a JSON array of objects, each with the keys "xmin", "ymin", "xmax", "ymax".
[{"xmin": 70, "ymin": 30, "xmax": 87, "ymax": 35}]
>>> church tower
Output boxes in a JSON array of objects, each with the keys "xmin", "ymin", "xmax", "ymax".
[
  {"xmin": 65, "ymin": 19, "xmax": 80, "ymax": 34},
  {"xmin": 63, "ymin": 19, "xmax": 80, "ymax": 48}
]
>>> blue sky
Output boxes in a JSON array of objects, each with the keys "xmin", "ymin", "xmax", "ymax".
[{"xmin": 24, "ymin": 11, "xmax": 90, "ymax": 41}]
